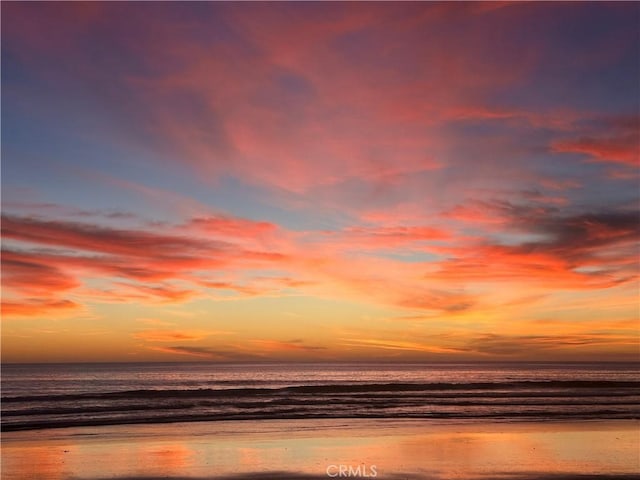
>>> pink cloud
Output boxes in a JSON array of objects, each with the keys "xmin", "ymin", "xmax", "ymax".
[
  {"xmin": 552, "ymin": 115, "xmax": 639, "ymax": 167},
  {"xmin": 98, "ymin": 3, "xmax": 551, "ymax": 195},
  {"xmin": 553, "ymin": 135, "xmax": 639, "ymax": 166}
]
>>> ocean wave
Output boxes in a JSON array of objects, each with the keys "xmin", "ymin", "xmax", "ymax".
[
  {"xmin": 2, "ymin": 379, "xmax": 639, "ymax": 431},
  {"xmin": 3, "ymin": 380, "xmax": 638, "ymax": 403}
]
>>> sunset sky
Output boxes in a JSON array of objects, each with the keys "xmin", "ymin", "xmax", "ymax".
[{"xmin": 2, "ymin": 2, "xmax": 639, "ymax": 363}]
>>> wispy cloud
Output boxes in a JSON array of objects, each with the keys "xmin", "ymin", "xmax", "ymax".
[
  {"xmin": 552, "ymin": 115, "xmax": 639, "ymax": 167},
  {"xmin": 249, "ymin": 339, "xmax": 326, "ymax": 352},
  {"xmin": 1, "ymin": 299, "xmax": 80, "ymax": 317},
  {"xmin": 145, "ymin": 345, "xmax": 228, "ymax": 359},
  {"xmin": 134, "ymin": 329, "xmax": 228, "ymax": 342}
]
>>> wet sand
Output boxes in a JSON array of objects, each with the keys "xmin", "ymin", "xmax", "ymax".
[{"xmin": 1, "ymin": 419, "xmax": 638, "ymax": 480}]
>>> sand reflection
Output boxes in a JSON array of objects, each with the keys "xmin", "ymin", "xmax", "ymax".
[{"xmin": 1, "ymin": 420, "xmax": 638, "ymax": 480}]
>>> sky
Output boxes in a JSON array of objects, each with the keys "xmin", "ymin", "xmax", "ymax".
[{"xmin": 1, "ymin": 2, "xmax": 639, "ymax": 363}]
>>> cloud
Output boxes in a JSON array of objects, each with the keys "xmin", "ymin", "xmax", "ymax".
[
  {"xmin": 3, "ymin": 198, "xmax": 638, "ymax": 322},
  {"xmin": 1, "ymin": 299, "xmax": 80, "ymax": 317},
  {"xmin": 146, "ymin": 345, "xmax": 229, "ymax": 359},
  {"xmin": 339, "ymin": 337, "xmax": 465, "ymax": 355},
  {"xmin": 111, "ymin": 283, "xmax": 197, "ymax": 303},
  {"xmin": 336, "ymin": 320, "xmax": 640, "ymax": 361},
  {"xmin": 552, "ymin": 115, "xmax": 640, "ymax": 167},
  {"xmin": 1, "ymin": 249, "xmax": 82, "ymax": 318},
  {"xmin": 441, "ymin": 203, "xmax": 508, "ymax": 226},
  {"xmin": 134, "ymin": 330, "xmax": 223, "ymax": 342},
  {"xmin": 394, "ymin": 290, "xmax": 476, "ymax": 313},
  {"xmin": 434, "ymin": 200, "xmax": 640, "ymax": 287},
  {"xmin": 490, "ymin": 205, "xmax": 640, "ymax": 276},
  {"xmin": 195, "ymin": 276, "xmax": 315, "ymax": 298},
  {"xmin": 332, "ymin": 225, "xmax": 451, "ymax": 251},
  {"xmin": 188, "ymin": 216, "xmax": 277, "ymax": 239},
  {"xmin": 0, "ymin": 211, "xmax": 295, "ymax": 314},
  {"xmin": 2, "ymin": 249, "xmax": 80, "ymax": 296},
  {"xmin": 554, "ymin": 135, "xmax": 639, "ymax": 166},
  {"xmin": 144, "ymin": 344, "xmax": 267, "ymax": 361},
  {"xmin": 1, "ymin": 212, "xmax": 287, "ymax": 316},
  {"xmin": 5, "ymin": 2, "xmax": 576, "ymax": 195},
  {"xmin": 249, "ymin": 339, "xmax": 326, "ymax": 352},
  {"xmin": 526, "ymin": 211, "xmax": 640, "ymax": 256},
  {"xmin": 1, "ymin": 214, "xmax": 221, "ymax": 258},
  {"xmin": 465, "ymin": 332, "xmax": 639, "ymax": 356},
  {"xmin": 2, "ymin": 211, "xmax": 485, "ymax": 316}
]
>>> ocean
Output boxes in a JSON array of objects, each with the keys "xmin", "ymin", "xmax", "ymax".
[{"xmin": 2, "ymin": 362, "xmax": 639, "ymax": 431}]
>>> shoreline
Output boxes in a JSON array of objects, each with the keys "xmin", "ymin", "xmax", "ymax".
[
  {"xmin": 2, "ymin": 418, "xmax": 639, "ymax": 480},
  {"xmin": 4, "ymin": 411, "xmax": 639, "ymax": 434}
]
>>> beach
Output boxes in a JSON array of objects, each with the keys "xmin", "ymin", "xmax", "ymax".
[
  {"xmin": 3, "ymin": 363, "xmax": 638, "ymax": 479},
  {"xmin": 2, "ymin": 419, "xmax": 638, "ymax": 480}
]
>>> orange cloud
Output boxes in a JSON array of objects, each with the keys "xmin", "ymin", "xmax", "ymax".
[
  {"xmin": 1, "ymin": 211, "xmax": 288, "ymax": 290},
  {"xmin": 338, "ymin": 225, "xmax": 450, "ymax": 249},
  {"xmin": 1, "ymin": 299, "xmax": 80, "ymax": 317},
  {"xmin": 249, "ymin": 339, "xmax": 326, "ymax": 352},
  {"xmin": 110, "ymin": 283, "xmax": 196, "ymax": 303},
  {"xmin": 134, "ymin": 330, "xmax": 223, "ymax": 342},
  {"xmin": 2, "ymin": 249, "xmax": 80, "ymax": 296},
  {"xmin": 145, "ymin": 345, "xmax": 225, "ymax": 359},
  {"xmin": 3, "ymin": 198, "xmax": 638, "ymax": 323},
  {"xmin": 1, "ymin": 212, "xmax": 287, "ymax": 317},
  {"xmin": 339, "ymin": 337, "xmax": 465, "ymax": 355},
  {"xmin": 464, "ymin": 332, "xmax": 640, "ymax": 357}
]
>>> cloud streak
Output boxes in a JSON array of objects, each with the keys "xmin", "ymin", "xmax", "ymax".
[
  {"xmin": 552, "ymin": 115, "xmax": 640, "ymax": 167},
  {"xmin": 134, "ymin": 330, "xmax": 225, "ymax": 342}
]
